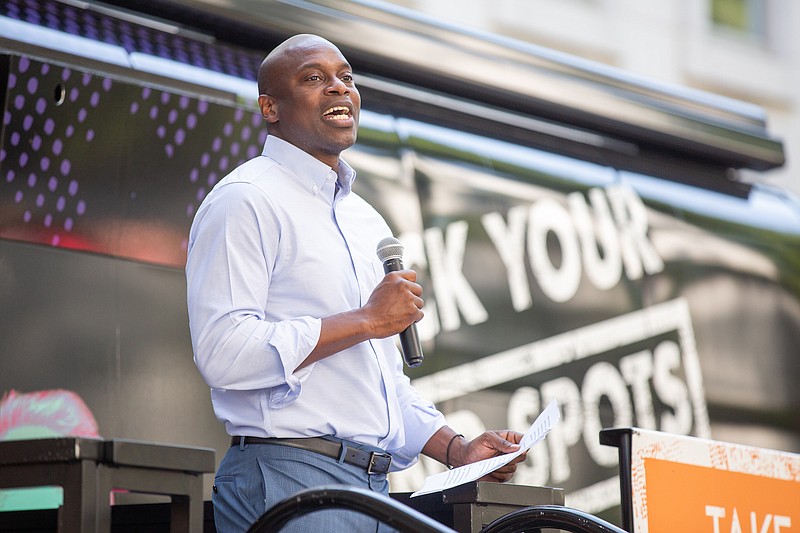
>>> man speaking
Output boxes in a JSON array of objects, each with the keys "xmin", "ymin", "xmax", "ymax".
[{"xmin": 186, "ymin": 34, "xmax": 526, "ymax": 532}]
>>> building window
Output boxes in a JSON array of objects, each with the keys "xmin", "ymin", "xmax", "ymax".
[{"xmin": 711, "ymin": 0, "xmax": 767, "ymax": 41}]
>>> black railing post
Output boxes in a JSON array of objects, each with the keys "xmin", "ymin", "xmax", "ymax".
[{"xmin": 599, "ymin": 428, "xmax": 634, "ymax": 532}]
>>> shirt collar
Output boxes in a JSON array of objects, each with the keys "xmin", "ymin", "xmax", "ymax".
[{"xmin": 261, "ymin": 136, "xmax": 356, "ymax": 199}]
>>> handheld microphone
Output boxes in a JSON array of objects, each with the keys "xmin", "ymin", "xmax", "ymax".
[{"xmin": 376, "ymin": 236, "xmax": 424, "ymax": 368}]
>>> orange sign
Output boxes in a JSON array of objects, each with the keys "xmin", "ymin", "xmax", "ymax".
[
  {"xmin": 644, "ymin": 458, "xmax": 798, "ymax": 532},
  {"xmin": 622, "ymin": 429, "xmax": 800, "ymax": 532}
]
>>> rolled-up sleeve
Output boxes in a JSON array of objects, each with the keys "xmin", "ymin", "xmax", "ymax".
[
  {"xmin": 389, "ymin": 363, "xmax": 447, "ymax": 471},
  {"xmin": 186, "ymin": 179, "xmax": 315, "ymax": 404}
]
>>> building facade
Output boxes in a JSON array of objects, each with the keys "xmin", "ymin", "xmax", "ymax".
[{"xmin": 385, "ymin": 0, "xmax": 800, "ymax": 199}]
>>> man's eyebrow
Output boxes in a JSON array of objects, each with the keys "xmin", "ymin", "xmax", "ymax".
[{"xmin": 295, "ymin": 61, "xmax": 353, "ymax": 73}]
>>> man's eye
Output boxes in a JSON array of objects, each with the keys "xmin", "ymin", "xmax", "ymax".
[
  {"xmin": 342, "ymin": 75, "xmax": 354, "ymax": 83},
  {"xmin": 307, "ymin": 75, "xmax": 322, "ymax": 82}
]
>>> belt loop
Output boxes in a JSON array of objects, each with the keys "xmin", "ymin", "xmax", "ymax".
[
  {"xmin": 239, "ymin": 436, "xmax": 246, "ymax": 450},
  {"xmin": 338, "ymin": 442, "xmax": 348, "ymax": 464}
]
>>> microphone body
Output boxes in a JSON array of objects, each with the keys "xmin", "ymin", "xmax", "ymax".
[{"xmin": 376, "ymin": 237, "xmax": 424, "ymax": 368}]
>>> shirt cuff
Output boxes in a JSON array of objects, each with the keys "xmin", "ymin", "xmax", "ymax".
[
  {"xmin": 266, "ymin": 316, "xmax": 321, "ymax": 409},
  {"xmin": 390, "ymin": 409, "xmax": 447, "ymax": 471}
]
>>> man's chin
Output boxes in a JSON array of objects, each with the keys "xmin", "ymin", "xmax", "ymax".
[{"xmin": 330, "ymin": 133, "xmax": 358, "ymax": 152}]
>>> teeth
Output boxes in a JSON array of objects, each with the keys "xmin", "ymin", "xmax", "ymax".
[{"xmin": 323, "ymin": 106, "xmax": 350, "ymax": 117}]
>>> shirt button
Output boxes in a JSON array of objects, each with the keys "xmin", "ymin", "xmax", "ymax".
[{"xmin": 312, "ymin": 185, "xmax": 318, "ymax": 192}]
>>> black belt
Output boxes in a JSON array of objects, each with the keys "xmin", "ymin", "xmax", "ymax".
[{"xmin": 231, "ymin": 436, "xmax": 392, "ymax": 475}]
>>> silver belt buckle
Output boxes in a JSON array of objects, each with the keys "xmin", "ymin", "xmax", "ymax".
[{"xmin": 367, "ymin": 451, "xmax": 392, "ymax": 474}]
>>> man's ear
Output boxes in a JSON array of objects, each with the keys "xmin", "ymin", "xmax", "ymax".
[{"xmin": 258, "ymin": 94, "xmax": 278, "ymax": 123}]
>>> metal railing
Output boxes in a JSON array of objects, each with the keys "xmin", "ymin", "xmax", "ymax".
[
  {"xmin": 480, "ymin": 505, "xmax": 627, "ymax": 533},
  {"xmin": 246, "ymin": 485, "xmax": 454, "ymax": 533},
  {"xmin": 245, "ymin": 485, "xmax": 628, "ymax": 533}
]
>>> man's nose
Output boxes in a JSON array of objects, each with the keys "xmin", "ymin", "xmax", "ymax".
[{"xmin": 326, "ymin": 77, "xmax": 349, "ymax": 94}]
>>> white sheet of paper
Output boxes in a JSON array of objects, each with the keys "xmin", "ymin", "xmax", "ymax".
[{"xmin": 410, "ymin": 400, "xmax": 560, "ymax": 497}]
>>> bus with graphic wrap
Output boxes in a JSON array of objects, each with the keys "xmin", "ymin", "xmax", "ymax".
[{"xmin": 1, "ymin": 0, "xmax": 798, "ymax": 521}]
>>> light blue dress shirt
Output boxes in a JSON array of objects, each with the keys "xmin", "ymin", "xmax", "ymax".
[{"xmin": 186, "ymin": 136, "xmax": 444, "ymax": 470}]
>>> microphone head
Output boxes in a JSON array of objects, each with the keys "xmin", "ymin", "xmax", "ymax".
[{"xmin": 376, "ymin": 236, "xmax": 403, "ymax": 263}]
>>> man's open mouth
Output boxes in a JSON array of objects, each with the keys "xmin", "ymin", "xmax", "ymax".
[{"xmin": 323, "ymin": 106, "xmax": 352, "ymax": 121}]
